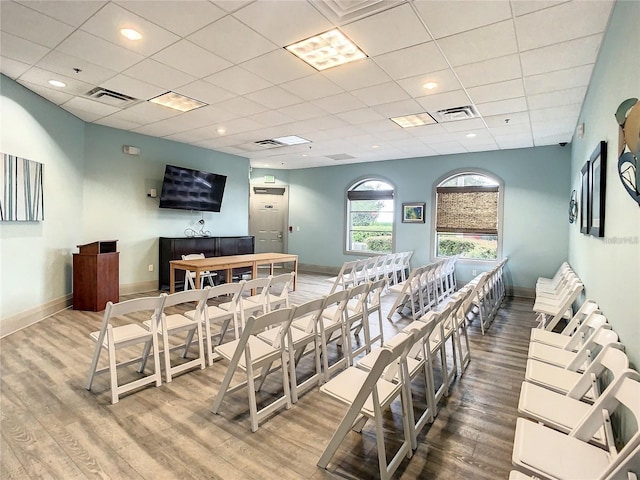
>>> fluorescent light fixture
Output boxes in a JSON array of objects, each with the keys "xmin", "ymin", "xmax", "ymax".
[
  {"xmin": 48, "ymin": 79, "xmax": 66, "ymax": 87},
  {"xmin": 149, "ymin": 92, "xmax": 207, "ymax": 112},
  {"xmin": 285, "ymin": 28, "xmax": 366, "ymax": 71},
  {"xmin": 121, "ymin": 28, "xmax": 142, "ymax": 40},
  {"xmin": 273, "ymin": 135, "xmax": 310, "ymax": 146},
  {"xmin": 422, "ymin": 82, "xmax": 438, "ymax": 90},
  {"xmin": 390, "ymin": 113, "xmax": 436, "ymax": 128}
]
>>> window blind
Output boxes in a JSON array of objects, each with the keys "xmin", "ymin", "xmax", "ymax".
[
  {"xmin": 347, "ymin": 189, "xmax": 394, "ymax": 200},
  {"xmin": 436, "ymin": 186, "xmax": 498, "ymax": 234}
]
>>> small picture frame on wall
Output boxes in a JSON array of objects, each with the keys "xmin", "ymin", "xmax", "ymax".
[
  {"xmin": 402, "ymin": 202, "xmax": 425, "ymax": 223},
  {"xmin": 588, "ymin": 140, "xmax": 607, "ymax": 237},
  {"xmin": 580, "ymin": 161, "xmax": 590, "ymax": 234}
]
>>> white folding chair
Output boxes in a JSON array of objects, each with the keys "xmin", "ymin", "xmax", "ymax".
[
  {"xmin": 86, "ymin": 295, "xmax": 165, "ymax": 404},
  {"xmin": 530, "ymin": 300, "xmax": 600, "ymax": 347},
  {"xmin": 142, "ymin": 288, "xmax": 207, "ymax": 383},
  {"xmin": 327, "ymin": 260, "xmax": 358, "ymax": 294},
  {"xmin": 211, "ymin": 307, "xmax": 294, "ymax": 432},
  {"xmin": 341, "ymin": 282, "xmax": 373, "ymax": 365},
  {"xmin": 266, "ymin": 271, "xmax": 295, "ymax": 312},
  {"xmin": 534, "ymin": 278, "xmax": 584, "ymax": 331},
  {"xmin": 365, "ymin": 278, "xmax": 387, "ymax": 348},
  {"xmin": 317, "ymin": 289, "xmax": 351, "ymax": 381},
  {"xmin": 181, "ymin": 253, "xmax": 217, "ymax": 290},
  {"xmin": 218, "ymin": 276, "xmax": 271, "ymax": 337},
  {"xmin": 318, "ymin": 332, "xmax": 415, "ymax": 480},
  {"xmin": 429, "ymin": 300, "xmax": 459, "ymax": 397}
]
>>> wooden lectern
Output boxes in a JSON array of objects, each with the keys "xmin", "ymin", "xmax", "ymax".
[{"xmin": 73, "ymin": 240, "xmax": 119, "ymax": 311}]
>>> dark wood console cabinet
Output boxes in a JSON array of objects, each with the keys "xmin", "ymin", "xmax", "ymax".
[{"xmin": 159, "ymin": 236, "xmax": 254, "ymax": 290}]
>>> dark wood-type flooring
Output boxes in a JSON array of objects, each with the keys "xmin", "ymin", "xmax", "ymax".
[{"xmin": 1, "ymin": 272, "xmax": 534, "ymax": 479}]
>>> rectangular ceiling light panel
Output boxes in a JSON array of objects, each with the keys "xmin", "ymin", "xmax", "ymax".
[
  {"xmin": 149, "ymin": 92, "xmax": 207, "ymax": 112},
  {"xmin": 272, "ymin": 135, "xmax": 311, "ymax": 145},
  {"xmin": 390, "ymin": 113, "xmax": 437, "ymax": 128},
  {"xmin": 285, "ymin": 29, "xmax": 366, "ymax": 71}
]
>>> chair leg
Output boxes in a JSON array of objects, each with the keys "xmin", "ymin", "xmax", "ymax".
[
  {"xmin": 86, "ymin": 343, "xmax": 103, "ymax": 391},
  {"xmin": 246, "ymin": 361, "xmax": 260, "ymax": 432},
  {"xmin": 108, "ymin": 344, "xmax": 119, "ymax": 405}
]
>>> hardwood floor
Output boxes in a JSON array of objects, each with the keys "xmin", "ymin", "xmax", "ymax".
[{"xmin": 0, "ymin": 272, "xmax": 534, "ymax": 479}]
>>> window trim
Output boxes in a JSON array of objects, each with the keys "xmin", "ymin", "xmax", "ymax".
[
  {"xmin": 430, "ymin": 168, "xmax": 504, "ymax": 262},
  {"xmin": 344, "ymin": 175, "xmax": 396, "ymax": 255}
]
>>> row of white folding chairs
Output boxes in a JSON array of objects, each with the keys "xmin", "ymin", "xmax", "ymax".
[
  {"xmin": 85, "ymin": 272, "xmax": 296, "ymax": 404},
  {"xmin": 212, "ymin": 278, "xmax": 389, "ymax": 431},
  {"xmin": 464, "ymin": 257, "xmax": 508, "ymax": 334},
  {"xmin": 534, "ymin": 262, "xmax": 584, "ymax": 331},
  {"xmin": 386, "ymin": 255, "xmax": 459, "ymax": 322},
  {"xmin": 511, "ymin": 302, "xmax": 639, "ymax": 480},
  {"xmin": 327, "ymin": 251, "xmax": 413, "ymax": 294},
  {"xmin": 317, "ymin": 285, "xmax": 475, "ymax": 479}
]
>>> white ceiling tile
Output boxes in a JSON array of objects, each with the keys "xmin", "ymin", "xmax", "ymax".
[
  {"xmin": 454, "ymin": 54, "xmax": 522, "ymax": 88},
  {"xmin": 515, "ymin": 0, "xmax": 613, "ymax": 51},
  {"xmin": 416, "ymin": 89, "xmax": 473, "ymax": 113},
  {"xmin": 464, "ymin": 142, "xmax": 499, "ymax": 153},
  {"xmin": 152, "ymin": 40, "xmax": 232, "ymax": 78},
  {"xmin": 437, "ymin": 20, "xmax": 517, "ymax": 67},
  {"xmin": 240, "ymin": 49, "xmax": 316, "ymax": 85},
  {"xmin": 415, "ymin": 0, "xmax": 512, "ymax": 38},
  {"xmin": 94, "ymin": 115, "xmax": 142, "ymax": 130},
  {"xmin": 204, "ymin": 66, "xmax": 273, "ymax": 95},
  {"xmin": 105, "ymin": 101, "xmax": 181, "ymax": 124},
  {"xmin": 351, "ymin": 82, "xmax": 411, "ymax": 107},
  {"xmin": 248, "ymin": 110, "xmax": 294, "ymax": 127},
  {"xmin": 63, "ymin": 96, "xmax": 121, "ymax": 116},
  {"xmin": 358, "ymin": 119, "xmax": 397, "ymax": 134},
  {"xmin": 245, "ymin": 86, "xmax": 303, "ymax": 110},
  {"xmin": 211, "ymin": 1, "xmax": 253, "ymax": 13},
  {"xmin": 520, "ymin": 34, "xmax": 602, "ymax": 77},
  {"xmin": 336, "ymin": 107, "xmax": 386, "ymax": 125},
  {"xmin": 133, "ymin": 120, "xmax": 184, "ymax": 137},
  {"xmin": 476, "ymin": 97, "xmax": 527, "ymax": 117},
  {"xmin": 188, "ymin": 15, "xmax": 278, "ymax": 64},
  {"xmin": 124, "ymin": 59, "xmax": 195, "ymax": 90},
  {"xmin": 407, "ymin": 123, "xmax": 448, "ymax": 140},
  {"xmin": 341, "ymin": 3, "xmax": 431, "ymax": 56},
  {"xmin": 0, "ymin": 1, "xmax": 74, "ymax": 48},
  {"xmin": 489, "ymin": 123, "xmax": 532, "ymax": 136},
  {"xmin": 180, "ymin": 104, "xmax": 242, "ymax": 126},
  {"xmin": 175, "ymin": 80, "xmax": 236, "ymax": 105},
  {"xmin": 429, "ymin": 142, "xmax": 467, "ymax": 155},
  {"xmin": 397, "ymin": 68, "xmax": 462, "ymax": 97},
  {"xmin": 321, "ymin": 58, "xmax": 390, "ymax": 91},
  {"xmin": 80, "ymin": 3, "xmax": 180, "ymax": 57},
  {"xmin": 215, "ymin": 96, "xmax": 269, "ymax": 117},
  {"xmin": 373, "ymin": 41, "xmax": 449, "ymax": 80},
  {"xmin": 529, "ymin": 104, "xmax": 581, "ymax": 123},
  {"xmin": 57, "ymin": 30, "xmax": 145, "ymax": 72},
  {"xmin": 0, "ymin": 56, "xmax": 30, "ymax": 79},
  {"xmin": 233, "ymin": 0, "xmax": 333, "ymax": 46},
  {"xmin": 495, "ymin": 137, "xmax": 534, "ymax": 149},
  {"xmin": 524, "ymin": 65, "xmax": 594, "ymax": 95},
  {"xmin": 100, "ymin": 74, "xmax": 165, "ymax": 100},
  {"xmin": 528, "ymin": 86, "xmax": 588, "ymax": 110},
  {"xmin": 60, "ymin": 104, "xmax": 105, "ymax": 122},
  {"xmin": 16, "ymin": 79, "xmax": 74, "ymax": 104},
  {"xmin": 467, "ymin": 79, "xmax": 525, "ymax": 104},
  {"xmin": 484, "ymin": 111, "xmax": 531, "ymax": 127},
  {"xmin": 440, "ymin": 118, "xmax": 487, "ymax": 133},
  {"xmin": 15, "ymin": 0, "xmax": 107, "ymax": 27},
  {"xmin": 116, "ymin": 1, "xmax": 226, "ymax": 37},
  {"xmin": 532, "ymin": 131, "xmax": 573, "ymax": 146},
  {"xmin": 510, "ymin": 1, "xmax": 566, "ymax": 17},
  {"xmin": 0, "ymin": 32, "xmax": 49, "ymax": 64},
  {"xmin": 311, "ymin": 93, "xmax": 367, "ymax": 114},
  {"xmin": 372, "ymin": 99, "xmax": 425, "ymax": 118},
  {"xmin": 295, "ymin": 115, "xmax": 350, "ymax": 132},
  {"xmin": 34, "ymin": 50, "xmax": 117, "ymax": 85},
  {"xmin": 278, "ymin": 102, "xmax": 328, "ymax": 121},
  {"xmin": 281, "ymin": 75, "xmax": 344, "ymax": 101},
  {"xmin": 17, "ymin": 66, "xmax": 94, "ymax": 95}
]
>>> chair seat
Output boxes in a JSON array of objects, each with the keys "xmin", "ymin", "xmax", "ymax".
[
  {"xmin": 216, "ymin": 336, "xmax": 280, "ymax": 369},
  {"xmin": 320, "ymin": 366, "xmax": 400, "ymax": 416},
  {"xmin": 90, "ymin": 324, "xmax": 151, "ymax": 347},
  {"xmin": 527, "ymin": 342, "xmax": 580, "ymax": 368},
  {"xmin": 358, "ymin": 349, "xmax": 422, "ymax": 379},
  {"xmin": 291, "ymin": 312, "xmax": 316, "ymax": 332},
  {"xmin": 530, "ymin": 328, "xmax": 573, "ymax": 348},
  {"xmin": 525, "ymin": 359, "xmax": 595, "ymax": 400},
  {"xmin": 513, "ymin": 418, "xmax": 609, "ymax": 479},
  {"xmin": 144, "ymin": 313, "xmax": 195, "ymax": 334},
  {"xmin": 518, "ymin": 382, "xmax": 604, "ymax": 444},
  {"xmin": 258, "ymin": 325, "xmax": 314, "ymax": 348}
]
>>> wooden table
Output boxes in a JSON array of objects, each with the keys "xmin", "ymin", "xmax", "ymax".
[{"xmin": 169, "ymin": 252, "xmax": 298, "ymax": 293}]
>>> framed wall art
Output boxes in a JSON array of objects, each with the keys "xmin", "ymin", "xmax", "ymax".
[
  {"xmin": 580, "ymin": 161, "xmax": 590, "ymax": 234},
  {"xmin": 588, "ymin": 141, "xmax": 607, "ymax": 237},
  {"xmin": 1, "ymin": 153, "xmax": 44, "ymax": 222},
  {"xmin": 402, "ymin": 202, "xmax": 425, "ymax": 223}
]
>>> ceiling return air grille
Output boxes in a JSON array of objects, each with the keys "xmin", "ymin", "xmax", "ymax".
[
  {"xmin": 255, "ymin": 139, "xmax": 285, "ymax": 148},
  {"xmin": 85, "ymin": 87, "xmax": 138, "ymax": 107},
  {"xmin": 431, "ymin": 105, "xmax": 479, "ymax": 123}
]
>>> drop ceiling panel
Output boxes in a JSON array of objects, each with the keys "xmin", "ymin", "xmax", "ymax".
[
  {"xmin": 1, "ymin": 56, "xmax": 30, "ymax": 79},
  {"xmin": 1, "ymin": 32, "xmax": 50, "ymax": 64},
  {"xmin": 437, "ymin": 20, "xmax": 517, "ymax": 67},
  {"xmin": 336, "ymin": 107, "xmax": 386, "ymax": 125},
  {"xmin": 105, "ymin": 100, "xmax": 181, "ymax": 124},
  {"xmin": 15, "ymin": 0, "xmax": 107, "ymax": 27},
  {"xmin": 18, "ymin": 66, "xmax": 94, "ymax": 95},
  {"xmin": 415, "ymin": 89, "xmax": 472, "ymax": 113},
  {"xmin": 467, "ymin": 79, "xmax": 525, "ymax": 104},
  {"xmin": 415, "ymin": 0, "xmax": 512, "ymax": 39},
  {"xmin": 373, "ymin": 41, "xmax": 449, "ymax": 80},
  {"xmin": 278, "ymin": 102, "xmax": 328, "ymax": 121},
  {"xmin": 124, "ymin": 59, "xmax": 196, "ymax": 90},
  {"xmin": 245, "ymin": 86, "xmax": 303, "ymax": 110},
  {"xmin": 240, "ymin": 49, "xmax": 316, "ymax": 85},
  {"xmin": 524, "ymin": 65, "xmax": 594, "ymax": 95},
  {"xmin": 57, "ymin": 30, "xmax": 145, "ymax": 72},
  {"xmin": 455, "ymin": 54, "xmax": 522, "ymax": 88},
  {"xmin": 215, "ymin": 96, "xmax": 269, "ymax": 117},
  {"xmin": 16, "ymin": 79, "xmax": 74, "ymax": 104},
  {"xmin": 372, "ymin": 99, "xmax": 424, "ymax": 118},
  {"xmin": 0, "ymin": 2, "xmax": 75, "ymax": 48},
  {"xmin": 176, "ymin": 80, "xmax": 236, "ymax": 105},
  {"xmin": 351, "ymin": 82, "xmax": 411, "ymax": 107},
  {"xmin": 475, "ymin": 97, "xmax": 528, "ymax": 117},
  {"xmin": 63, "ymin": 96, "xmax": 121, "ymax": 116},
  {"xmin": 281, "ymin": 75, "xmax": 344, "ymax": 101},
  {"xmin": 396, "ymin": 69, "xmax": 462, "ymax": 97},
  {"xmin": 35, "ymin": 51, "xmax": 117, "ymax": 86},
  {"xmin": 340, "ymin": 3, "xmax": 431, "ymax": 56},
  {"xmin": 311, "ymin": 92, "xmax": 366, "ymax": 114},
  {"xmin": 152, "ymin": 40, "xmax": 232, "ymax": 78},
  {"xmin": 528, "ymin": 86, "xmax": 588, "ymax": 110},
  {"xmin": 321, "ymin": 58, "xmax": 390, "ymax": 91},
  {"xmin": 116, "ymin": 1, "xmax": 226, "ymax": 37},
  {"xmin": 100, "ymin": 74, "xmax": 165, "ymax": 100},
  {"xmin": 510, "ymin": 1, "xmax": 566, "ymax": 17},
  {"xmin": 520, "ymin": 34, "xmax": 603, "ymax": 76},
  {"xmin": 204, "ymin": 66, "xmax": 273, "ymax": 96}
]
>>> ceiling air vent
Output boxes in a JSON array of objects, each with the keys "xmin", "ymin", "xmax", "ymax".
[
  {"xmin": 327, "ymin": 154, "xmax": 356, "ymax": 161},
  {"xmin": 431, "ymin": 105, "xmax": 479, "ymax": 123},
  {"xmin": 85, "ymin": 87, "xmax": 138, "ymax": 107},
  {"xmin": 255, "ymin": 139, "xmax": 285, "ymax": 148}
]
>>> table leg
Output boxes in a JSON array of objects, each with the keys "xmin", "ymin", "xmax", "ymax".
[{"xmin": 170, "ymin": 265, "xmax": 176, "ymax": 293}]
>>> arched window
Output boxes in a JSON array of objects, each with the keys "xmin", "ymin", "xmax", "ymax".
[
  {"xmin": 434, "ymin": 172, "xmax": 501, "ymax": 260},
  {"xmin": 346, "ymin": 178, "xmax": 395, "ymax": 253}
]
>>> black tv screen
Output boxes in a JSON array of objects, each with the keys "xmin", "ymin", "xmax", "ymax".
[{"xmin": 159, "ymin": 164, "xmax": 226, "ymax": 212}]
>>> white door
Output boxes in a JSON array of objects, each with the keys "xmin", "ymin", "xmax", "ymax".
[{"xmin": 249, "ymin": 186, "xmax": 288, "ymax": 254}]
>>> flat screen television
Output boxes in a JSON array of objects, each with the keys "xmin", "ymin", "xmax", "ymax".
[{"xmin": 159, "ymin": 164, "xmax": 227, "ymax": 212}]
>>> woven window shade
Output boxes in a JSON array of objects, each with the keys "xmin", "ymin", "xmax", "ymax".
[{"xmin": 436, "ymin": 186, "xmax": 498, "ymax": 234}]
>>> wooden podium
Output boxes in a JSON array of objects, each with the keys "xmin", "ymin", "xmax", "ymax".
[{"xmin": 73, "ymin": 240, "xmax": 119, "ymax": 311}]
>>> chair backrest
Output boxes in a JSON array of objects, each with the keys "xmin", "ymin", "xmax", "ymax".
[
  {"xmin": 347, "ymin": 282, "xmax": 371, "ymax": 315},
  {"xmin": 159, "ymin": 287, "xmax": 209, "ymax": 324},
  {"xmin": 330, "ymin": 260, "xmax": 358, "ymax": 293},
  {"xmin": 246, "ymin": 307, "xmax": 295, "ymax": 349},
  {"xmin": 367, "ymin": 278, "xmax": 387, "ymax": 309},
  {"xmin": 243, "ymin": 276, "xmax": 272, "ymax": 299},
  {"xmin": 567, "ymin": 344, "xmax": 628, "ymax": 399},
  {"xmin": 561, "ymin": 299, "xmax": 600, "ymax": 335},
  {"xmin": 566, "ymin": 324, "xmax": 618, "ymax": 370},
  {"xmin": 268, "ymin": 272, "xmax": 296, "ymax": 304},
  {"xmin": 381, "ymin": 331, "xmax": 416, "ymax": 383},
  {"xmin": 322, "ymin": 288, "xmax": 351, "ymax": 323},
  {"xmin": 96, "ymin": 295, "xmax": 166, "ymax": 345},
  {"xmin": 206, "ymin": 280, "xmax": 245, "ymax": 304},
  {"xmin": 291, "ymin": 297, "xmax": 326, "ymax": 333},
  {"xmin": 404, "ymin": 314, "xmax": 439, "ymax": 359},
  {"xmin": 603, "ymin": 442, "xmax": 640, "ymax": 480},
  {"xmin": 182, "ymin": 253, "xmax": 205, "ymax": 261}
]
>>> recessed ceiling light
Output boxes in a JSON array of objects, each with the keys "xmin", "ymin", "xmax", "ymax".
[
  {"xmin": 149, "ymin": 91, "xmax": 207, "ymax": 112},
  {"xmin": 273, "ymin": 135, "xmax": 310, "ymax": 146},
  {"xmin": 466, "ymin": 133, "xmax": 477, "ymax": 138},
  {"xmin": 120, "ymin": 28, "xmax": 142, "ymax": 41},
  {"xmin": 285, "ymin": 28, "xmax": 366, "ymax": 71},
  {"xmin": 48, "ymin": 79, "xmax": 66, "ymax": 88},
  {"xmin": 372, "ymin": 145, "xmax": 380, "ymax": 149},
  {"xmin": 422, "ymin": 82, "xmax": 438, "ymax": 90},
  {"xmin": 216, "ymin": 128, "xmax": 226, "ymax": 134},
  {"xmin": 390, "ymin": 113, "xmax": 436, "ymax": 128},
  {"xmin": 302, "ymin": 153, "xmax": 308, "ymax": 157}
]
